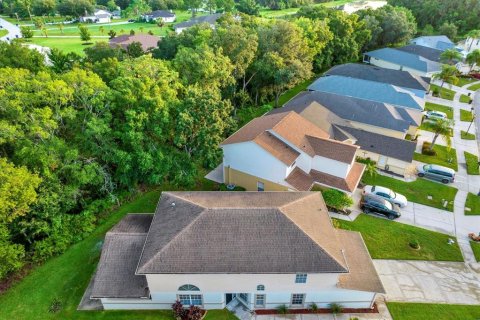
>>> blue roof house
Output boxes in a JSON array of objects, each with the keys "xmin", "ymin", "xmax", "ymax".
[
  {"xmin": 410, "ymin": 35, "xmax": 455, "ymax": 51},
  {"xmin": 307, "ymin": 75, "xmax": 425, "ymax": 111},
  {"xmin": 363, "ymin": 48, "xmax": 442, "ymax": 77}
]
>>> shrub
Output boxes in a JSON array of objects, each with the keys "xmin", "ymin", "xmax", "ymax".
[
  {"xmin": 172, "ymin": 300, "xmax": 186, "ymax": 319},
  {"xmin": 321, "ymin": 189, "xmax": 353, "ymax": 211},
  {"xmin": 409, "ymin": 239, "xmax": 420, "ymax": 249},
  {"xmin": 421, "ymin": 142, "xmax": 437, "ymax": 156},
  {"xmin": 309, "ymin": 302, "xmax": 318, "ymax": 313},
  {"xmin": 329, "ymin": 302, "xmax": 343, "ymax": 314},
  {"xmin": 186, "ymin": 306, "xmax": 203, "ymax": 320},
  {"xmin": 48, "ymin": 297, "xmax": 62, "ymax": 313},
  {"xmin": 277, "ymin": 304, "xmax": 289, "ymax": 314},
  {"xmin": 432, "ymin": 87, "xmax": 440, "ymax": 97}
]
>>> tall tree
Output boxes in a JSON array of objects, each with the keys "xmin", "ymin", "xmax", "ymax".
[
  {"xmin": 432, "ymin": 64, "xmax": 459, "ymax": 89},
  {"xmin": 428, "ymin": 118, "xmax": 453, "ymax": 151},
  {"xmin": 466, "ymin": 49, "xmax": 480, "ymax": 72},
  {"xmin": 440, "ymin": 48, "xmax": 463, "ymax": 65}
]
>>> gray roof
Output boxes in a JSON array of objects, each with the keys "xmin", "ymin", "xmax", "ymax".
[
  {"xmin": 146, "ymin": 10, "xmax": 175, "ymax": 18},
  {"xmin": 397, "ymin": 45, "xmax": 442, "ymax": 63},
  {"xmin": 307, "ymin": 75, "xmax": 425, "ymax": 110},
  {"xmin": 325, "ymin": 63, "xmax": 430, "ymax": 91},
  {"xmin": 334, "ymin": 125, "xmax": 416, "ymax": 162},
  {"xmin": 137, "ymin": 192, "xmax": 350, "ymax": 274},
  {"xmin": 410, "ymin": 35, "xmax": 455, "ymax": 51},
  {"xmin": 174, "ymin": 13, "xmax": 222, "ymax": 29},
  {"xmin": 365, "ymin": 48, "xmax": 442, "ymax": 73},
  {"xmin": 277, "ymin": 91, "xmax": 422, "ymax": 132},
  {"xmin": 91, "ymin": 214, "xmax": 153, "ymax": 299}
]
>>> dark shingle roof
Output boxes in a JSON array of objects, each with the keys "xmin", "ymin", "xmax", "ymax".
[
  {"xmin": 365, "ymin": 48, "xmax": 442, "ymax": 73},
  {"xmin": 137, "ymin": 192, "xmax": 349, "ymax": 274},
  {"xmin": 146, "ymin": 10, "xmax": 175, "ymax": 18},
  {"xmin": 174, "ymin": 13, "xmax": 222, "ymax": 29},
  {"xmin": 325, "ymin": 63, "xmax": 430, "ymax": 91},
  {"xmin": 334, "ymin": 125, "xmax": 416, "ymax": 162},
  {"xmin": 410, "ymin": 36, "xmax": 454, "ymax": 51},
  {"xmin": 91, "ymin": 214, "xmax": 153, "ymax": 299},
  {"xmin": 397, "ymin": 45, "xmax": 443, "ymax": 63},
  {"xmin": 276, "ymin": 91, "xmax": 422, "ymax": 132}
]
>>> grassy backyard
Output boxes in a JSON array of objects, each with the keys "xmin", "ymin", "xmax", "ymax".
[
  {"xmin": 461, "ymin": 130, "xmax": 476, "ymax": 140},
  {"xmin": 275, "ymin": 77, "xmax": 316, "ymax": 106},
  {"xmin": 431, "ymin": 84, "xmax": 456, "ymax": 100},
  {"xmin": 449, "ymin": 76, "xmax": 478, "ymax": 87},
  {"xmin": 413, "ymin": 143, "xmax": 458, "ymax": 171},
  {"xmin": 336, "ymin": 214, "xmax": 463, "ymax": 261},
  {"xmin": 470, "ymin": 241, "xmax": 480, "ymax": 262},
  {"xmin": 465, "ymin": 192, "xmax": 480, "ymax": 215},
  {"xmin": 467, "ymin": 83, "xmax": 480, "ymax": 91},
  {"xmin": 465, "ymin": 151, "xmax": 480, "ymax": 175},
  {"xmin": 28, "ymin": 37, "xmax": 96, "ymax": 55},
  {"xmin": 388, "ymin": 302, "xmax": 480, "ymax": 320},
  {"xmin": 460, "ymin": 94, "xmax": 472, "ymax": 103},
  {"xmin": 260, "ymin": 0, "xmax": 354, "ymax": 18},
  {"xmin": 424, "ymin": 102, "xmax": 453, "ymax": 119},
  {"xmin": 361, "ymin": 174, "xmax": 457, "ymax": 211},
  {"xmin": 33, "ymin": 22, "xmax": 170, "ymax": 37},
  {"xmin": 460, "ymin": 108, "xmax": 474, "ymax": 121}
]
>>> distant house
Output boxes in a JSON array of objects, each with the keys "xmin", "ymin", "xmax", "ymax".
[
  {"xmin": 109, "ymin": 34, "xmax": 160, "ymax": 51},
  {"xmin": 174, "ymin": 13, "xmax": 222, "ymax": 34},
  {"xmin": 142, "ymin": 10, "xmax": 176, "ymax": 23},
  {"xmin": 410, "ymin": 35, "xmax": 455, "ymax": 51},
  {"xmin": 338, "ymin": 0, "xmax": 387, "ymax": 14},
  {"xmin": 221, "ymin": 111, "xmax": 365, "ymax": 194},
  {"xmin": 464, "ymin": 36, "xmax": 480, "ymax": 53},
  {"xmin": 363, "ymin": 47, "xmax": 442, "ymax": 77},
  {"xmin": 307, "ymin": 75, "xmax": 425, "ymax": 110},
  {"xmin": 325, "ymin": 63, "xmax": 430, "ymax": 97},
  {"xmin": 397, "ymin": 44, "xmax": 443, "ymax": 63},
  {"xmin": 88, "ymin": 192, "xmax": 385, "ymax": 310},
  {"xmin": 273, "ymin": 91, "xmax": 419, "ymax": 176},
  {"xmin": 80, "ymin": 9, "xmax": 112, "ymax": 24}
]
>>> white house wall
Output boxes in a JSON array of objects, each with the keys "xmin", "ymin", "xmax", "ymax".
[
  {"xmin": 222, "ymin": 142, "xmax": 290, "ymax": 187},
  {"xmin": 312, "ymin": 156, "xmax": 350, "ymax": 178}
]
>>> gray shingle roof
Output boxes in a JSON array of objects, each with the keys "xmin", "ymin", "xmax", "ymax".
[
  {"xmin": 276, "ymin": 91, "xmax": 422, "ymax": 132},
  {"xmin": 307, "ymin": 75, "xmax": 425, "ymax": 110},
  {"xmin": 91, "ymin": 214, "xmax": 153, "ymax": 299},
  {"xmin": 136, "ymin": 192, "xmax": 349, "ymax": 274},
  {"xmin": 174, "ymin": 13, "xmax": 222, "ymax": 29},
  {"xmin": 325, "ymin": 63, "xmax": 430, "ymax": 91},
  {"xmin": 146, "ymin": 10, "xmax": 175, "ymax": 18},
  {"xmin": 365, "ymin": 48, "xmax": 442, "ymax": 73},
  {"xmin": 334, "ymin": 125, "xmax": 416, "ymax": 162},
  {"xmin": 397, "ymin": 45, "xmax": 443, "ymax": 63},
  {"xmin": 410, "ymin": 35, "xmax": 454, "ymax": 51}
]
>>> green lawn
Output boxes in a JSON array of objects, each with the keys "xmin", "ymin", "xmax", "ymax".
[
  {"xmin": 274, "ymin": 77, "xmax": 316, "ymax": 106},
  {"xmin": 413, "ymin": 143, "xmax": 458, "ymax": 171},
  {"xmin": 431, "ymin": 84, "xmax": 456, "ymax": 100},
  {"xmin": 33, "ymin": 22, "xmax": 169, "ymax": 37},
  {"xmin": 0, "ymin": 29, "xmax": 8, "ymax": 37},
  {"xmin": 336, "ymin": 214, "xmax": 463, "ymax": 261},
  {"xmin": 465, "ymin": 192, "xmax": 480, "ymax": 215},
  {"xmin": 424, "ymin": 102, "xmax": 453, "ymax": 119},
  {"xmin": 460, "ymin": 108, "xmax": 474, "ymax": 121},
  {"xmin": 451, "ymin": 77, "xmax": 478, "ymax": 87},
  {"xmin": 361, "ymin": 174, "xmax": 457, "ymax": 211},
  {"xmin": 460, "ymin": 94, "xmax": 472, "ymax": 103},
  {"xmin": 260, "ymin": 0, "xmax": 353, "ymax": 18},
  {"xmin": 467, "ymin": 83, "xmax": 480, "ymax": 91},
  {"xmin": 419, "ymin": 120, "xmax": 453, "ymax": 136},
  {"xmin": 205, "ymin": 310, "xmax": 238, "ymax": 320},
  {"xmin": 465, "ymin": 151, "xmax": 480, "ymax": 175},
  {"xmin": 387, "ymin": 302, "xmax": 480, "ymax": 320},
  {"xmin": 29, "ymin": 37, "xmax": 96, "ymax": 55},
  {"xmin": 470, "ymin": 241, "xmax": 480, "ymax": 261},
  {"xmin": 236, "ymin": 104, "xmax": 273, "ymax": 127},
  {"xmin": 461, "ymin": 130, "xmax": 476, "ymax": 140}
]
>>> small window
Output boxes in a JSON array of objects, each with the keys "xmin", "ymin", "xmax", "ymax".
[
  {"xmin": 291, "ymin": 294, "xmax": 305, "ymax": 306},
  {"xmin": 295, "ymin": 274, "xmax": 307, "ymax": 283},
  {"xmin": 178, "ymin": 294, "xmax": 203, "ymax": 306},
  {"xmin": 257, "ymin": 285, "xmax": 265, "ymax": 291},
  {"xmin": 255, "ymin": 294, "xmax": 265, "ymax": 307},
  {"xmin": 178, "ymin": 284, "xmax": 200, "ymax": 291},
  {"xmin": 257, "ymin": 181, "xmax": 265, "ymax": 191}
]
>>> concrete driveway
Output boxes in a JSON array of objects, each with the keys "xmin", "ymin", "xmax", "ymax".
[
  {"xmin": 0, "ymin": 17, "xmax": 21, "ymax": 41},
  {"xmin": 397, "ymin": 201, "xmax": 455, "ymax": 235},
  {"xmin": 374, "ymin": 260, "xmax": 480, "ymax": 304}
]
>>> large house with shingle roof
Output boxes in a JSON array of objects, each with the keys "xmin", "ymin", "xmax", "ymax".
[
  {"xmin": 220, "ymin": 111, "xmax": 365, "ymax": 193},
  {"xmin": 410, "ymin": 35, "xmax": 455, "ymax": 51},
  {"xmin": 88, "ymin": 192, "xmax": 385, "ymax": 310}
]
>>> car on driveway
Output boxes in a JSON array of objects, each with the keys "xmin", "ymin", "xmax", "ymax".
[
  {"xmin": 423, "ymin": 110, "xmax": 447, "ymax": 121},
  {"xmin": 363, "ymin": 185, "xmax": 408, "ymax": 208},
  {"xmin": 417, "ymin": 164, "xmax": 455, "ymax": 183},
  {"xmin": 360, "ymin": 194, "xmax": 401, "ymax": 220}
]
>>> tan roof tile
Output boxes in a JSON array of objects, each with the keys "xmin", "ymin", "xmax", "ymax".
[
  {"xmin": 306, "ymin": 136, "xmax": 358, "ymax": 164},
  {"xmin": 255, "ymin": 132, "xmax": 300, "ymax": 165},
  {"xmin": 310, "ymin": 162, "xmax": 365, "ymax": 193}
]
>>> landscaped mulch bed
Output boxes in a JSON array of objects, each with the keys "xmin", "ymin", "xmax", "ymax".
[{"xmin": 254, "ymin": 303, "xmax": 379, "ymax": 314}]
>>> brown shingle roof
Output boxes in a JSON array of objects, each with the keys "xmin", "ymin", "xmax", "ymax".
[
  {"xmin": 136, "ymin": 192, "xmax": 349, "ymax": 274},
  {"xmin": 310, "ymin": 162, "xmax": 365, "ymax": 193},
  {"xmin": 109, "ymin": 34, "xmax": 160, "ymax": 51},
  {"xmin": 306, "ymin": 136, "xmax": 358, "ymax": 164},
  {"xmin": 255, "ymin": 132, "xmax": 300, "ymax": 165},
  {"xmin": 285, "ymin": 167, "xmax": 315, "ymax": 191}
]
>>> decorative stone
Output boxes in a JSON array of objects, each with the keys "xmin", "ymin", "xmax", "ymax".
[
  {"xmin": 465, "ymin": 207, "xmax": 471, "ymax": 212},
  {"xmin": 427, "ymin": 195, "xmax": 433, "ymax": 200}
]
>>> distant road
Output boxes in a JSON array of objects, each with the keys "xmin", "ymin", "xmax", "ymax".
[{"xmin": 0, "ymin": 17, "xmax": 21, "ymax": 42}]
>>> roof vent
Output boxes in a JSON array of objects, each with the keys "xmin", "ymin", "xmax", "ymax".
[{"xmin": 171, "ymin": 202, "xmax": 175, "ymax": 207}]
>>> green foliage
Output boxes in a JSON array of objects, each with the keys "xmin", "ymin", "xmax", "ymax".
[
  {"xmin": 0, "ymin": 41, "xmax": 45, "ymax": 72},
  {"xmin": 20, "ymin": 26, "xmax": 34, "ymax": 38},
  {"xmin": 0, "ymin": 225, "xmax": 26, "ymax": 279},
  {"xmin": 48, "ymin": 297, "xmax": 62, "ymax": 313},
  {"xmin": 465, "ymin": 192, "xmax": 480, "ymax": 215},
  {"xmin": 321, "ymin": 188, "xmax": 353, "ymax": 211},
  {"xmin": 78, "ymin": 25, "xmax": 91, "ymax": 43},
  {"xmin": 126, "ymin": 41, "xmax": 144, "ymax": 58},
  {"xmin": 276, "ymin": 304, "xmax": 289, "ymax": 315},
  {"xmin": 329, "ymin": 302, "xmax": 343, "ymax": 314},
  {"xmin": 464, "ymin": 151, "xmax": 479, "ymax": 175},
  {"xmin": 438, "ymin": 21, "xmax": 457, "ymax": 40},
  {"xmin": 356, "ymin": 157, "xmax": 377, "ymax": 177},
  {"xmin": 409, "ymin": 239, "xmax": 420, "ymax": 249}
]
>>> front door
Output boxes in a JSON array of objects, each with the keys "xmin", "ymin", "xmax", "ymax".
[{"xmin": 226, "ymin": 293, "xmax": 234, "ymax": 305}]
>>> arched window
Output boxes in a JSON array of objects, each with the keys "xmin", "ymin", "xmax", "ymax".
[
  {"xmin": 257, "ymin": 285, "xmax": 265, "ymax": 291},
  {"xmin": 178, "ymin": 284, "xmax": 200, "ymax": 291}
]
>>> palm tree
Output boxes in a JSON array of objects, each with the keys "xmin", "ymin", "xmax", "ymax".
[
  {"xmin": 429, "ymin": 118, "xmax": 454, "ymax": 151},
  {"xmin": 440, "ymin": 48, "xmax": 463, "ymax": 65},
  {"xmin": 57, "ymin": 23, "xmax": 64, "ymax": 34},
  {"xmin": 432, "ymin": 65, "xmax": 459, "ymax": 96},
  {"xmin": 309, "ymin": 302, "xmax": 320, "ymax": 320},
  {"xmin": 329, "ymin": 302, "xmax": 343, "ymax": 320},
  {"xmin": 466, "ymin": 30, "xmax": 480, "ymax": 51},
  {"xmin": 466, "ymin": 49, "xmax": 480, "ymax": 72},
  {"xmin": 41, "ymin": 26, "xmax": 48, "ymax": 38},
  {"xmin": 276, "ymin": 304, "xmax": 289, "ymax": 319}
]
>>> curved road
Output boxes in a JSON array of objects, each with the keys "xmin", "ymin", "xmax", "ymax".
[{"xmin": 0, "ymin": 17, "xmax": 21, "ymax": 42}]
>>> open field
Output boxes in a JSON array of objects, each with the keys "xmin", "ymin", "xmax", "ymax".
[
  {"xmin": 260, "ymin": 0, "xmax": 354, "ymax": 18},
  {"xmin": 28, "ymin": 38, "xmax": 95, "ymax": 55}
]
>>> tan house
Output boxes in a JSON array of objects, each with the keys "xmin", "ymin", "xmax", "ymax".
[
  {"xmin": 220, "ymin": 111, "xmax": 365, "ymax": 193},
  {"xmin": 87, "ymin": 192, "xmax": 385, "ymax": 311}
]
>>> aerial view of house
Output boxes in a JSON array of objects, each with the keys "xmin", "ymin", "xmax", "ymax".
[
  {"xmin": 109, "ymin": 34, "xmax": 160, "ymax": 51},
  {"xmin": 141, "ymin": 10, "xmax": 176, "ymax": 23},
  {"xmin": 174, "ymin": 13, "xmax": 223, "ymax": 34},
  {"xmin": 410, "ymin": 35, "xmax": 456, "ymax": 51}
]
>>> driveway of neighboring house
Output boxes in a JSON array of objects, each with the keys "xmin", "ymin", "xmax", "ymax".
[{"xmin": 0, "ymin": 17, "xmax": 21, "ymax": 41}]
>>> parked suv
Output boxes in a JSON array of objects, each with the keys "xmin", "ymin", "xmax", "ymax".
[
  {"xmin": 360, "ymin": 195, "xmax": 401, "ymax": 220},
  {"xmin": 417, "ymin": 164, "xmax": 455, "ymax": 184}
]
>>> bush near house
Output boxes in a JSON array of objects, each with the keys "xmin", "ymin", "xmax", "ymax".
[
  {"xmin": 460, "ymin": 109, "xmax": 474, "ymax": 121},
  {"xmin": 465, "ymin": 192, "xmax": 480, "ymax": 215},
  {"xmin": 317, "ymin": 188, "xmax": 353, "ymax": 212},
  {"xmin": 414, "ymin": 142, "xmax": 458, "ymax": 171},
  {"xmin": 465, "ymin": 152, "xmax": 480, "ymax": 175},
  {"xmin": 461, "ymin": 130, "xmax": 476, "ymax": 140}
]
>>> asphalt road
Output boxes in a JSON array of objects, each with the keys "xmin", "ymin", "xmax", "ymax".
[{"xmin": 0, "ymin": 17, "xmax": 21, "ymax": 42}]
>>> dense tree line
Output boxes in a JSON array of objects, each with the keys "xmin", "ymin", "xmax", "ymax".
[{"xmin": 388, "ymin": 0, "xmax": 480, "ymax": 35}]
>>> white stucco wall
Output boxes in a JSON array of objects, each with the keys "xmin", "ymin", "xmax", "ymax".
[
  {"xmin": 222, "ymin": 142, "xmax": 290, "ymax": 187},
  {"xmin": 366, "ymin": 56, "xmax": 427, "ymax": 77},
  {"xmin": 311, "ymin": 156, "xmax": 350, "ymax": 178}
]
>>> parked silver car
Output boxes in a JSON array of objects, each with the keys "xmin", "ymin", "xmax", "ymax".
[
  {"xmin": 423, "ymin": 110, "xmax": 447, "ymax": 121},
  {"xmin": 363, "ymin": 185, "xmax": 408, "ymax": 208},
  {"xmin": 417, "ymin": 164, "xmax": 455, "ymax": 183}
]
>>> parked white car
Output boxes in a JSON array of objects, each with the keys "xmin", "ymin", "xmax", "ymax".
[
  {"xmin": 423, "ymin": 110, "xmax": 447, "ymax": 121},
  {"xmin": 362, "ymin": 185, "xmax": 408, "ymax": 208}
]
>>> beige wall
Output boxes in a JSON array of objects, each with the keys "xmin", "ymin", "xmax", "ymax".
[
  {"xmin": 224, "ymin": 166, "xmax": 289, "ymax": 191},
  {"xmin": 356, "ymin": 149, "xmax": 410, "ymax": 176},
  {"xmin": 349, "ymin": 121, "xmax": 406, "ymax": 139}
]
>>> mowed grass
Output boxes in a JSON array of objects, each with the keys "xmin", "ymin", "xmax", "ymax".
[
  {"xmin": 467, "ymin": 83, "xmax": 480, "ymax": 91},
  {"xmin": 460, "ymin": 108, "xmax": 474, "ymax": 121},
  {"xmin": 336, "ymin": 214, "xmax": 463, "ymax": 261},
  {"xmin": 33, "ymin": 22, "xmax": 169, "ymax": 37},
  {"xmin": 452, "ymin": 77, "xmax": 478, "ymax": 87},
  {"xmin": 424, "ymin": 102, "xmax": 453, "ymax": 119},
  {"xmin": 0, "ymin": 29, "xmax": 8, "ymax": 37},
  {"xmin": 460, "ymin": 94, "xmax": 472, "ymax": 103},
  {"xmin": 461, "ymin": 130, "xmax": 476, "ymax": 140},
  {"xmin": 413, "ymin": 143, "xmax": 458, "ymax": 171},
  {"xmin": 431, "ymin": 84, "xmax": 456, "ymax": 100},
  {"xmin": 387, "ymin": 302, "xmax": 480, "ymax": 320},
  {"xmin": 361, "ymin": 174, "xmax": 457, "ymax": 211},
  {"xmin": 465, "ymin": 151, "xmax": 480, "ymax": 175},
  {"xmin": 274, "ymin": 77, "xmax": 316, "ymax": 106},
  {"xmin": 260, "ymin": 0, "xmax": 354, "ymax": 18},
  {"xmin": 470, "ymin": 241, "xmax": 480, "ymax": 261},
  {"xmin": 29, "ymin": 37, "xmax": 96, "ymax": 55},
  {"xmin": 465, "ymin": 192, "xmax": 480, "ymax": 215}
]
